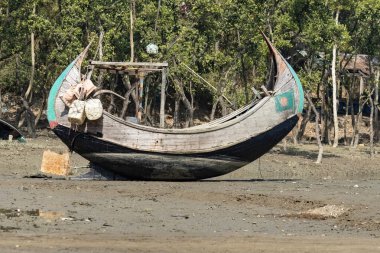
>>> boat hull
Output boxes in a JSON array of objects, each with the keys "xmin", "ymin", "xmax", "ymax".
[
  {"xmin": 54, "ymin": 115, "xmax": 299, "ymax": 180},
  {"xmin": 0, "ymin": 119, "xmax": 23, "ymax": 140}
]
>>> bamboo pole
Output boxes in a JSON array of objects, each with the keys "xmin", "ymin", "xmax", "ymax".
[
  {"xmin": 181, "ymin": 62, "xmax": 233, "ymax": 106},
  {"xmin": 160, "ymin": 68, "xmax": 166, "ymax": 128}
]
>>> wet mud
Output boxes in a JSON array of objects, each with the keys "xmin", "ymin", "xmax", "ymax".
[{"xmin": 0, "ymin": 135, "xmax": 380, "ymax": 252}]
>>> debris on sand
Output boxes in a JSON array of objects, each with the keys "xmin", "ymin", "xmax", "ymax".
[
  {"xmin": 61, "ymin": 217, "xmax": 75, "ymax": 221},
  {"xmin": 40, "ymin": 150, "xmax": 70, "ymax": 176},
  {"xmin": 23, "ymin": 173, "xmax": 52, "ymax": 179},
  {"xmin": 39, "ymin": 211, "xmax": 65, "ymax": 221},
  {"xmin": 299, "ymin": 205, "xmax": 348, "ymax": 219},
  {"xmin": 0, "ymin": 225, "xmax": 19, "ymax": 232},
  {"xmin": 0, "ymin": 208, "xmax": 39, "ymax": 218}
]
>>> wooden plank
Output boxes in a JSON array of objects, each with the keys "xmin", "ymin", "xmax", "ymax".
[
  {"xmin": 90, "ymin": 61, "xmax": 168, "ymax": 68},
  {"xmin": 105, "ymin": 69, "xmax": 164, "ymax": 75}
]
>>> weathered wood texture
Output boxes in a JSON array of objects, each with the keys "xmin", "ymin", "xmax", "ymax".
[
  {"xmin": 53, "ymin": 115, "xmax": 299, "ymax": 180},
  {"xmin": 61, "ymin": 96, "xmax": 286, "ymax": 154}
]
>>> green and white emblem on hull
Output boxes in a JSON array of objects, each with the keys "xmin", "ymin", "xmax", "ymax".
[{"xmin": 275, "ymin": 90, "xmax": 294, "ymax": 112}]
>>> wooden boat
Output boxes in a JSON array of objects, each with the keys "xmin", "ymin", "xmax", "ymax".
[
  {"xmin": 47, "ymin": 35, "xmax": 304, "ymax": 180},
  {"xmin": 0, "ymin": 119, "xmax": 24, "ymax": 141}
]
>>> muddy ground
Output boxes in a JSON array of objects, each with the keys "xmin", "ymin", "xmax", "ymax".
[{"xmin": 0, "ymin": 132, "xmax": 380, "ymax": 252}]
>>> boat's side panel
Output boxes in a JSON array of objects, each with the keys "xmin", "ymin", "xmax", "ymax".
[
  {"xmin": 53, "ymin": 115, "xmax": 299, "ymax": 180},
  {"xmin": 56, "ymin": 95, "xmax": 295, "ymax": 154}
]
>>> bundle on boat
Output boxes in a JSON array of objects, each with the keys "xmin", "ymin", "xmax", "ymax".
[{"xmin": 46, "ymin": 34, "xmax": 304, "ymax": 180}]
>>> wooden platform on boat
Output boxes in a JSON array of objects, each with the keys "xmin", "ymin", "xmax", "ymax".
[{"xmin": 89, "ymin": 61, "xmax": 168, "ymax": 75}]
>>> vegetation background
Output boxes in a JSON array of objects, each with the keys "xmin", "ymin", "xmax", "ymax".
[{"xmin": 0, "ymin": 0, "xmax": 379, "ymax": 154}]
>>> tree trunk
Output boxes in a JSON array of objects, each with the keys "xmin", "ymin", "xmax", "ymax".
[
  {"xmin": 107, "ymin": 75, "xmax": 118, "ymax": 114},
  {"xmin": 190, "ymin": 81, "xmax": 194, "ymax": 114},
  {"xmin": 352, "ymin": 76, "xmax": 364, "ymax": 148},
  {"xmin": 332, "ymin": 10, "xmax": 340, "ymax": 147},
  {"xmin": 6, "ymin": 0, "xmax": 9, "ymax": 17},
  {"xmin": 282, "ymin": 138, "xmax": 287, "ymax": 152},
  {"xmin": 375, "ymin": 69, "xmax": 379, "ymax": 142},
  {"xmin": 292, "ymin": 127, "xmax": 299, "ymax": 145},
  {"xmin": 369, "ymin": 94, "xmax": 374, "ymax": 158},
  {"xmin": 173, "ymin": 93, "xmax": 181, "ymax": 128},
  {"xmin": 358, "ymin": 76, "xmax": 364, "ymax": 125},
  {"xmin": 145, "ymin": 99, "xmax": 154, "ymax": 126},
  {"xmin": 237, "ymin": 30, "xmax": 249, "ymax": 104},
  {"xmin": 129, "ymin": 0, "xmax": 135, "ymax": 62},
  {"xmin": 297, "ymin": 103, "xmax": 312, "ymax": 142},
  {"xmin": 175, "ymin": 78, "xmax": 194, "ymax": 127},
  {"xmin": 25, "ymin": 3, "xmax": 36, "ymax": 101},
  {"xmin": 121, "ymin": 75, "xmax": 139, "ymax": 119},
  {"xmin": 210, "ymin": 97, "xmax": 218, "ymax": 121},
  {"xmin": 96, "ymin": 31, "xmax": 105, "ymax": 88},
  {"xmin": 219, "ymin": 97, "xmax": 227, "ymax": 117},
  {"xmin": 107, "ymin": 93, "xmax": 116, "ymax": 113},
  {"xmin": 0, "ymin": 88, "xmax": 2, "ymax": 118},
  {"xmin": 120, "ymin": 77, "xmax": 132, "ymax": 119},
  {"xmin": 344, "ymin": 86, "xmax": 350, "ymax": 145},
  {"xmin": 305, "ymin": 92, "xmax": 323, "ymax": 163},
  {"xmin": 14, "ymin": 55, "xmax": 24, "ymax": 128},
  {"xmin": 210, "ymin": 95, "xmax": 228, "ymax": 121},
  {"xmin": 57, "ymin": 0, "xmax": 62, "ymax": 24},
  {"xmin": 154, "ymin": 0, "xmax": 161, "ymax": 32},
  {"xmin": 350, "ymin": 77, "xmax": 356, "ymax": 145},
  {"xmin": 21, "ymin": 97, "xmax": 36, "ymax": 138},
  {"xmin": 321, "ymin": 83, "xmax": 330, "ymax": 144},
  {"xmin": 186, "ymin": 105, "xmax": 194, "ymax": 128},
  {"xmin": 182, "ymin": 94, "xmax": 194, "ymax": 127},
  {"xmin": 34, "ymin": 90, "xmax": 46, "ymax": 127},
  {"xmin": 120, "ymin": 83, "xmax": 137, "ymax": 119}
]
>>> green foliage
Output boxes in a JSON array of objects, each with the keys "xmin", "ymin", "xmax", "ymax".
[{"xmin": 0, "ymin": 0, "xmax": 379, "ymax": 109}]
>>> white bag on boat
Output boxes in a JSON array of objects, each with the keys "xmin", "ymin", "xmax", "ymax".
[
  {"xmin": 85, "ymin": 98, "xmax": 103, "ymax": 120},
  {"xmin": 68, "ymin": 100, "xmax": 86, "ymax": 125}
]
